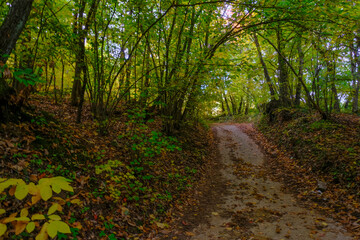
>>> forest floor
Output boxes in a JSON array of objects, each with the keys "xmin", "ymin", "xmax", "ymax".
[
  {"xmin": 1, "ymin": 96, "xmax": 360, "ymax": 239},
  {"xmin": 0, "ymin": 95, "xmax": 217, "ymax": 239},
  {"xmin": 165, "ymin": 123, "xmax": 356, "ymax": 240}
]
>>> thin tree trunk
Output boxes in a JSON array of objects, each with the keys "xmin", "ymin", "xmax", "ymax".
[
  {"xmin": 45, "ymin": 61, "xmax": 49, "ymax": 92},
  {"xmin": 350, "ymin": 39, "xmax": 360, "ymax": 113},
  {"xmin": 223, "ymin": 93, "xmax": 231, "ymax": 116},
  {"xmin": 221, "ymin": 98, "xmax": 225, "ymax": 113},
  {"xmin": 276, "ymin": 27, "xmax": 291, "ymax": 107},
  {"xmin": 295, "ymin": 35, "xmax": 304, "ymax": 106},
  {"xmin": 51, "ymin": 61, "xmax": 57, "ymax": 104},
  {"xmin": 244, "ymin": 98, "xmax": 249, "ymax": 115},
  {"xmin": 327, "ymin": 58, "xmax": 340, "ymax": 112},
  {"xmin": 253, "ymin": 33, "xmax": 276, "ymax": 100},
  {"xmin": 61, "ymin": 59, "xmax": 64, "ymax": 98},
  {"xmin": 238, "ymin": 97, "xmax": 243, "ymax": 114},
  {"xmin": 229, "ymin": 94, "xmax": 237, "ymax": 115}
]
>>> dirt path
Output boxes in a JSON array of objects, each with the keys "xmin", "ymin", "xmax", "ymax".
[{"xmin": 169, "ymin": 124, "xmax": 353, "ymax": 240}]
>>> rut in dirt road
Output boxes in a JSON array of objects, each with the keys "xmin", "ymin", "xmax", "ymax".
[{"xmin": 189, "ymin": 124, "xmax": 353, "ymax": 240}]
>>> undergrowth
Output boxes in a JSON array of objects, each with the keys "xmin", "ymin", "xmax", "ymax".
[
  {"xmin": 0, "ymin": 95, "xmax": 215, "ymax": 239},
  {"xmin": 259, "ymin": 108, "xmax": 360, "ymax": 193}
]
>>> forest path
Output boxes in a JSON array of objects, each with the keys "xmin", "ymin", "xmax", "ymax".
[{"xmin": 168, "ymin": 124, "xmax": 353, "ymax": 240}]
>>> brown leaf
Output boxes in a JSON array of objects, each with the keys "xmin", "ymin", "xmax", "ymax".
[
  {"xmin": 14, "ymin": 221, "xmax": 27, "ymax": 235},
  {"xmin": 185, "ymin": 232, "xmax": 195, "ymax": 236},
  {"xmin": 9, "ymin": 186, "xmax": 16, "ymax": 196},
  {"xmin": 30, "ymin": 174, "xmax": 38, "ymax": 182}
]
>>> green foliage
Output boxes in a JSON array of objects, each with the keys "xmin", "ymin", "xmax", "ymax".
[
  {"xmin": 309, "ymin": 120, "xmax": 344, "ymax": 131},
  {"xmin": 0, "ymin": 177, "xmax": 75, "ymax": 239},
  {"xmin": 94, "ymin": 109, "xmax": 183, "ymax": 208},
  {"xmin": 13, "ymin": 68, "xmax": 44, "ymax": 86}
]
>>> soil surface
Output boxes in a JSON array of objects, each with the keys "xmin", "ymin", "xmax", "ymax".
[{"xmin": 164, "ymin": 123, "xmax": 354, "ymax": 240}]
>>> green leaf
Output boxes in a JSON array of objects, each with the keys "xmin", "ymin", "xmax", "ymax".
[
  {"xmin": 26, "ymin": 222, "xmax": 36, "ymax": 233},
  {"xmin": 0, "ymin": 223, "xmax": 6, "ymax": 236},
  {"xmin": 0, "ymin": 209, "xmax": 5, "ymax": 215},
  {"xmin": 15, "ymin": 183, "xmax": 29, "ymax": 200},
  {"xmin": 39, "ymin": 183, "xmax": 52, "ymax": 201},
  {"xmin": 47, "ymin": 221, "xmax": 71, "ymax": 238}
]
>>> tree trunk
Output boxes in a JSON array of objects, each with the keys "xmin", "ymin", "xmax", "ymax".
[
  {"xmin": 253, "ymin": 33, "xmax": 276, "ymax": 100},
  {"xmin": 0, "ymin": 0, "xmax": 34, "ymax": 64},
  {"xmin": 70, "ymin": 1, "xmax": 85, "ymax": 106},
  {"xmin": 276, "ymin": 27, "xmax": 291, "ymax": 107},
  {"xmin": 238, "ymin": 97, "xmax": 243, "ymax": 114},
  {"xmin": 244, "ymin": 98, "xmax": 249, "ymax": 115},
  {"xmin": 51, "ymin": 61, "xmax": 57, "ymax": 104},
  {"xmin": 327, "ymin": 58, "xmax": 340, "ymax": 112},
  {"xmin": 0, "ymin": 0, "xmax": 34, "ymax": 120},
  {"xmin": 61, "ymin": 59, "xmax": 64, "ymax": 98},
  {"xmin": 223, "ymin": 93, "xmax": 231, "ymax": 116},
  {"xmin": 350, "ymin": 39, "xmax": 360, "ymax": 113},
  {"xmin": 229, "ymin": 94, "xmax": 237, "ymax": 115},
  {"xmin": 295, "ymin": 36, "xmax": 304, "ymax": 106},
  {"xmin": 221, "ymin": 98, "xmax": 225, "ymax": 113}
]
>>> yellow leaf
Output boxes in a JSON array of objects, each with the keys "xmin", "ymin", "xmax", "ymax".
[
  {"xmin": 72, "ymin": 222, "xmax": 82, "ymax": 230},
  {"xmin": 28, "ymin": 182, "xmax": 39, "ymax": 195},
  {"xmin": 20, "ymin": 208, "xmax": 29, "ymax": 217},
  {"xmin": 70, "ymin": 199, "xmax": 81, "ymax": 205},
  {"xmin": 3, "ymin": 217, "xmax": 16, "ymax": 223},
  {"xmin": 50, "ymin": 177, "xmax": 73, "ymax": 193},
  {"xmin": 0, "ymin": 209, "xmax": 5, "ymax": 215},
  {"xmin": 51, "ymin": 184, "xmax": 61, "ymax": 194},
  {"xmin": 48, "ymin": 215, "xmax": 61, "ymax": 221},
  {"xmin": 15, "ymin": 217, "xmax": 30, "ymax": 222},
  {"xmin": 47, "ymin": 221, "xmax": 71, "ymax": 238},
  {"xmin": 39, "ymin": 178, "xmax": 51, "ymax": 185},
  {"xmin": 0, "ymin": 179, "xmax": 19, "ymax": 192},
  {"xmin": 26, "ymin": 222, "xmax": 36, "ymax": 233},
  {"xmin": 0, "ymin": 223, "xmax": 7, "ymax": 236},
  {"xmin": 15, "ymin": 221, "xmax": 27, "ymax": 235},
  {"xmin": 36, "ymin": 222, "xmax": 49, "ymax": 240},
  {"xmin": 155, "ymin": 222, "xmax": 166, "ymax": 228},
  {"xmin": 32, "ymin": 193, "xmax": 42, "ymax": 205},
  {"xmin": 31, "ymin": 214, "xmax": 45, "ymax": 221},
  {"xmin": 48, "ymin": 203, "xmax": 61, "ymax": 215},
  {"xmin": 15, "ymin": 183, "xmax": 29, "ymax": 200},
  {"xmin": 47, "ymin": 223, "xmax": 57, "ymax": 238},
  {"xmin": 52, "ymin": 197, "xmax": 66, "ymax": 205},
  {"xmin": 0, "ymin": 178, "xmax": 6, "ymax": 183},
  {"xmin": 39, "ymin": 184, "xmax": 52, "ymax": 201}
]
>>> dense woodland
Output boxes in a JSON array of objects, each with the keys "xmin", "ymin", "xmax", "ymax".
[{"xmin": 0, "ymin": 0, "xmax": 360, "ymax": 239}]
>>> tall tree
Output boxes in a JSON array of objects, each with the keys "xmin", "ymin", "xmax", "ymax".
[{"xmin": 0, "ymin": 0, "xmax": 34, "ymax": 119}]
